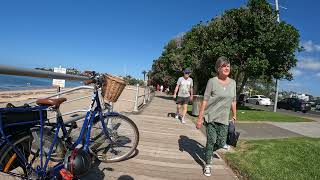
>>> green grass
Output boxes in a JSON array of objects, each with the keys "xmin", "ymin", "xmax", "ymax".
[
  {"xmin": 187, "ymin": 104, "xmax": 312, "ymax": 122},
  {"xmin": 237, "ymin": 108, "xmax": 312, "ymax": 122},
  {"xmin": 187, "ymin": 104, "xmax": 192, "ymax": 112},
  {"xmin": 223, "ymin": 138, "xmax": 320, "ymax": 180}
]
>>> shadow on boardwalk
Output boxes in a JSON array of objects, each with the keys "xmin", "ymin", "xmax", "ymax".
[
  {"xmin": 82, "ymin": 161, "xmax": 105, "ymax": 179},
  {"xmin": 156, "ymin": 95, "xmax": 175, "ymax": 101},
  {"xmin": 85, "ymin": 161, "xmax": 135, "ymax": 180},
  {"xmin": 178, "ymin": 135, "xmax": 206, "ymax": 168},
  {"xmin": 118, "ymin": 175, "xmax": 134, "ymax": 180}
]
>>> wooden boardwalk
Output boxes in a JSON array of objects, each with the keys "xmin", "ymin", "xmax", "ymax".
[
  {"xmin": 85, "ymin": 94, "xmax": 238, "ymax": 180},
  {"xmin": 0, "ymin": 94, "xmax": 238, "ymax": 180}
]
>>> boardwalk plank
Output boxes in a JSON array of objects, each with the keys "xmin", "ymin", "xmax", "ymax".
[{"xmin": 0, "ymin": 94, "xmax": 237, "ymax": 180}]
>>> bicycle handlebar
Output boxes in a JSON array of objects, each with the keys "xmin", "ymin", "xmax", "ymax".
[{"xmin": 82, "ymin": 73, "xmax": 104, "ymax": 88}]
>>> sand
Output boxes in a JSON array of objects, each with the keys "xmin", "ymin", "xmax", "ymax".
[{"xmin": 0, "ymin": 85, "xmax": 147, "ymax": 120}]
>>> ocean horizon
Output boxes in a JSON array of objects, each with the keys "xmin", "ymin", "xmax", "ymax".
[{"xmin": 0, "ymin": 74, "xmax": 83, "ymax": 91}]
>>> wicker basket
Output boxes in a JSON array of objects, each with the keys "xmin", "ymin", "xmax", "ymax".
[{"xmin": 101, "ymin": 74, "xmax": 126, "ymax": 102}]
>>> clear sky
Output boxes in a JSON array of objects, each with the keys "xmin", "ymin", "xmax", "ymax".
[{"xmin": 0, "ymin": 0, "xmax": 319, "ymax": 96}]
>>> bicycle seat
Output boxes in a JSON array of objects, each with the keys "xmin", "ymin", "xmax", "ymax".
[{"xmin": 36, "ymin": 98, "xmax": 67, "ymax": 108}]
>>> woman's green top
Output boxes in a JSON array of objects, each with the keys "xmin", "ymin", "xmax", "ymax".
[{"xmin": 203, "ymin": 77, "xmax": 236, "ymax": 125}]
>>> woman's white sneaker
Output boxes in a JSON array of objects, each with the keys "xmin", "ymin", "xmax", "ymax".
[
  {"xmin": 203, "ymin": 165, "xmax": 212, "ymax": 176},
  {"xmin": 223, "ymin": 144, "xmax": 230, "ymax": 150}
]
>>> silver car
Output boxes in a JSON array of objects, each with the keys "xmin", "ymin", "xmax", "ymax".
[{"xmin": 246, "ymin": 95, "xmax": 271, "ymax": 106}]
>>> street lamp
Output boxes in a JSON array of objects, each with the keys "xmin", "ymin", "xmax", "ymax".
[{"xmin": 273, "ymin": 0, "xmax": 287, "ymax": 112}]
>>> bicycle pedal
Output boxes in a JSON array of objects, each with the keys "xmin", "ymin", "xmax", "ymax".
[{"xmin": 71, "ymin": 121, "xmax": 78, "ymax": 128}]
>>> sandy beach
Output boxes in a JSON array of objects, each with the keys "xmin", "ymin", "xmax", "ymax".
[{"xmin": 0, "ymin": 85, "xmax": 147, "ymax": 120}]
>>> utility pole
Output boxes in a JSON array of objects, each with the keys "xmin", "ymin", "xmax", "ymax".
[{"xmin": 273, "ymin": 0, "xmax": 280, "ymax": 112}]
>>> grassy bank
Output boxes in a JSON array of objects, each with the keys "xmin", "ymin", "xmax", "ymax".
[
  {"xmin": 187, "ymin": 105, "xmax": 312, "ymax": 122},
  {"xmin": 223, "ymin": 137, "xmax": 320, "ymax": 180}
]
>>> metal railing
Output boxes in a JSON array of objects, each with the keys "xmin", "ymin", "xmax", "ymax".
[
  {"xmin": 0, "ymin": 65, "xmax": 154, "ymax": 116},
  {"xmin": 0, "ymin": 65, "xmax": 89, "ymax": 80},
  {"xmin": 26, "ymin": 86, "xmax": 95, "ymax": 121},
  {"xmin": 119, "ymin": 84, "xmax": 153, "ymax": 112}
]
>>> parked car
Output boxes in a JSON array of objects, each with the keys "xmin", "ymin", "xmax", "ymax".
[
  {"xmin": 246, "ymin": 95, "xmax": 271, "ymax": 106},
  {"xmin": 277, "ymin": 98, "xmax": 311, "ymax": 113},
  {"xmin": 316, "ymin": 104, "xmax": 320, "ymax": 111}
]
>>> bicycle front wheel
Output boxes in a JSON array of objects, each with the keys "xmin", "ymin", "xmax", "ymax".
[{"xmin": 90, "ymin": 114, "xmax": 139, "ymax": 163}]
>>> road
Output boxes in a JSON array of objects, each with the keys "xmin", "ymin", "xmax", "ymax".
[
  {"xmin": 245, "ymin": 103, "xmax": 320, "ymax": 122},
  {"xmin": 243, "ymin": 103, "xmax": 320, "ymax": 138}
]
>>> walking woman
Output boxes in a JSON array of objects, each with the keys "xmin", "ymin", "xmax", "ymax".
[{"xmin": 196, "ymin": 56, "xmax": 237, "ymax": 177}]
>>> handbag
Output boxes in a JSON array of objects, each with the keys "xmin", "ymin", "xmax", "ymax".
[{"xmin": 226, "ymin": 121, "xmax": 240, "ymax": 147}]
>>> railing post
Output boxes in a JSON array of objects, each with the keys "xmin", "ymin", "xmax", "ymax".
[
  {"xmin": 133, "ymin": 84, "xmax": 139, "ymax": 112},
  {"xmin": 147, "ymin": 87, "xmax": 149, "ymax": 101},
  {"xmin": 109, "ymin": 102, "xmax": 113, "ymax": 112},
  {"xmin": 147, "ymin": 87, "xmax": 150, "ymax": 101},
  {"xmin": 143, "ymin": 86, "xmax": 146, "ymax": 105},
  {"xmin": 56, "ymin": 86, "xmax": 60, "ymax": 119}
]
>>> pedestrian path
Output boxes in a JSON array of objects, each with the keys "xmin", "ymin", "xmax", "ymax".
[
  {"xmin": 268, "ymin": 122, "xmax": 320, "ymax": 138},
  {"xmin": 0, "ymin": 94, "xmax": 238, "ymax": 180},
  {"xmin": 85, "ymin": 94, "xmax": 238, "ymax": 180}
]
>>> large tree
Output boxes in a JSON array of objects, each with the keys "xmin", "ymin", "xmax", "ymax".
[
  {"xmin": 150, "ymin": 39, "xmax": 186, "ymax": 91},
  {"xmin": 210, "ymin": 0, "xmax": 301, "ymax": 96},
  {"xmin": 150, "ymin": 0, "xmax": 301, "ymax": 96}
]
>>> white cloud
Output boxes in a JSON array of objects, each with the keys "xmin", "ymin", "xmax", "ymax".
[
  {"xmin": 291, "ymin": 69, "xmax": 303, "ymax": 77},
  {"xmin": 301, "ymin": 40, "xmax": 320, "ymax": 52},
  {"xmin": 297, "ymin": 57, "xmax": 320, "ymax": 71},
  {"xmin": 285, "ymin": 82, "xmax": 302, "ymax": 87}
]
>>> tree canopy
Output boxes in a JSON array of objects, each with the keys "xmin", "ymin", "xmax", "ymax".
[
  {"xmin": 150, "ymin": 0, "xmax": 301, "ymax": 96},
  {"xmin": 123, "ymin": 75, "xmax": 145, "ymax": 86}
]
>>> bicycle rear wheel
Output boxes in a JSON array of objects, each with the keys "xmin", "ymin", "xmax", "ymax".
[
  {"xmin": 0, "ymin": 133, "xmax": 32, "ymax": 178},
  {"xmin": 0, "ymin": 129, "xmax": 65, "ymax": 179},
  {"xmin": 90, "ymin": 114, "xmax": 139, "ymax": 163}
]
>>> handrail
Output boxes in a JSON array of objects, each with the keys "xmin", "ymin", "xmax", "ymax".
[
  {"xmin": 125, "ymin": 87, "xmax": 137, "ymax": 91},
  {"xmin": 0, "ymin": 65, "xmax": 89, "ymax": 81},
  {"xmin": 27, "ymin": 86, "xmax": 94, "ymax": 104},
  {"xmin": 0, "ymin": 65, "xmax": 154, "ymax": 114}
]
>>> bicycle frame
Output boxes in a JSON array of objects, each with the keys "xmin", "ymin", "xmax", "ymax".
[{"xmin": 0, "ymin": 84, "xmax": 120, "ymax": 179}]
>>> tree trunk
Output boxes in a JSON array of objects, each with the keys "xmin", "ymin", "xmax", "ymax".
[
  {"xmin": 193, "ymin": 75, "xmax": 199, "ymax": 95},
  {"xmin": 237, "ymin": 73, "xmax": 248, "ymax": 98},
  {"xmin": 235, "ymin": 69, "xmax": 242, "ymax": 86}
]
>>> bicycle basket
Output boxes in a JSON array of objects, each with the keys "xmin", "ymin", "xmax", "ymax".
[{"xmin": 101, "ymin": 74, "xmax": 126, "ymax": 102}]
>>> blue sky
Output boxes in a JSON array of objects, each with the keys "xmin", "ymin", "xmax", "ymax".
[{"xmin": 0, "ymin": 0, "xmax": 319, "ymax": 96}]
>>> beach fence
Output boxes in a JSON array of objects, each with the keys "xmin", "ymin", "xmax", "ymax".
[
  {"xmin": 0, "ymin": 65, "xmax": 154, "ymax": 121},
  {"xmin": 117, "ymin": 84, "xmax": 153, "ymax": 112}
]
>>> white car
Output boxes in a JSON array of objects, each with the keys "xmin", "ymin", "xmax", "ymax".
[
  {"xmin": 246, "ymin": 95, "xmax": 271, "ymax": 106},
  {"xmin": 316, "ymin": 104, "xmax": 320, "ymax": 110}
]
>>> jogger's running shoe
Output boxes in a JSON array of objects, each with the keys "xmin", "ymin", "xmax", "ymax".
[
  {"xmin": 175, "ymin": 114, "xmax": 179, "ymax": 119},
  {"xmin": 181, "ymin": 117, "xmax": 186, "ymax": 124}
]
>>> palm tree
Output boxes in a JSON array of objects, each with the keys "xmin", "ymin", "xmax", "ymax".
[{"xmin": 142, "ymin": 70, "xmax": 147, "ymax": 81}]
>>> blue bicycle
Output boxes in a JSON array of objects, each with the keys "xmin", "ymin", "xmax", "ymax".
[{"xmin": 0, "ymin": 73, "xmax": 139, "ymax": 179}]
